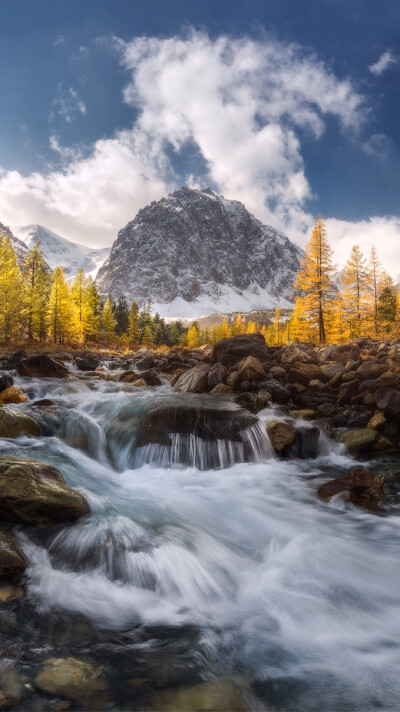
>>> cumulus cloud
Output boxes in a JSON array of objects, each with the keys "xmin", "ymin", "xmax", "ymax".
[
  {"xmin": 0, "ymin": 30, "xmax": 365, "ymax": 247},
  {"xmin": 326, "ymin": 216, "xmax": 400, "ymax": 277},
  {"xmin": 369, "ymin": 50, "xmax": 398, "ymax": 76}
]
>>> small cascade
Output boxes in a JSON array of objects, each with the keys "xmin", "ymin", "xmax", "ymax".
[{"xmin": 134, "ymin": 420, "xmax": 274, "ymax": 470}]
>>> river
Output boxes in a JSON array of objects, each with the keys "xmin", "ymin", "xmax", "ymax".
[{"xmin": 1, "ymin": 368, "xmax": 400, "ymax": 710}]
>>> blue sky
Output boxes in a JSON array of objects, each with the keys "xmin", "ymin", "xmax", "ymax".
[{"xmin": 1, "ymin": 0, "xmax": 400, "ymax": 273}]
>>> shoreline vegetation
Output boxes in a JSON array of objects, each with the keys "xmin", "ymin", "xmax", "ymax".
[{"xmin": 0, "ymin": 217, "xmax": 399, "ymax": 349}]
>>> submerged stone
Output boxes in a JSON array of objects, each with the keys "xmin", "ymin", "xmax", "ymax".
[
  {"xmin": 35, "ymin": 657, "xmax": 108, "ymax": 709},
  {"xmin": 0, "ymin": 408, "xmax": 40, "ymax": 438}
]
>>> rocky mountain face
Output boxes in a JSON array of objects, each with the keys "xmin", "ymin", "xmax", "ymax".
[
  {"xmin": 0, "ymin": 222, "xmax": 28, "ymax": 263},
  {"xmin": 11, "ymin": 225, "xmax": 110, "ymax": 279},
  {"xmin": 96, "ymin": 188, "xmax": 302, "ymax": 316}
]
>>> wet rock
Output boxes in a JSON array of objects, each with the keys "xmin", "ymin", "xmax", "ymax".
[
  {"xmin": 173, "ymin": 363, "xmax": 210, "ymax": 393},
  {"xmin": 288, "ymin": 426, "xmax": 320, "ymax": 459},
  {"xmin": 237, "ymin": 355, "xmax": 265, "ymax": 381},
  {"xmin": 211, "ymin": 334, "xmax": 268, "ymax": 368},
  {"xmin": 143, "ymin": 678, "xmax": 248, "ymax": 712},
  {"xmin": 0, "ymin": 374, "xmax": 13, "ymax": 393},
  {"xmin": 131, "ymin": 378, "xmax": 147, "ymax": 388},
  {"xmin": 339, "ymin": 428, "xmax": 378, "ymax": 453},
  {"xmin": 32, "ymin": 398, "xmax": 55, "ymax": 407},
  {"xmin": 17, "ymin": 355, "xmax": 69, "ymax": 378},
  {"xmin": 0, "ymin": 386, "xmax": 28, "ymax": 405},
  {"xmin": 0, "ymin": 457, "xmax": 90, "ymax": 527},
  {"xmin": 254, "ymin": 390, "xmax": 271, "ymax": 412},
  {"xmin": 209, "ymin": 383, "xmax": 233, "ymax": 395},
  {"xmin": 119, "ymin": 370, "xmax": 139, "ymax": 382},
  {"xmin": 375, "ymin": 388, "xmax": 400, "ymax": 419},
  {"xmin": 374, "ymin": 434, "xmax": 395, "ymax": 450},
  {"xmin": 316, "ymin": 402, "xmax": 335, "ymax": 418},
  {"xmin": 367, "ymin": 412, "xmax": 386, "ymax": 430},
  {"xmin": 259, "ymin": 379, "xmax": 291, "ymax": 404},
  {"xmin": 318, "ymin": 466, "xmax": 384, "ymax": 507},
  {"xmin": 137, "ymin": 369, "xmax": 162, "ymax": 386},
  {"xmin": 226, "ymin": 371, "xmax": 240, "ymax": 389},
  {"xmin": 137, "ymin": 398, "xmax": 258, "ymax": 447},
  {"xmin": 35, "ymin": 657, "xmax": 108, "ymax": 709},
  {"xmin": 74, "ymin": 357, "xmax": 100, "ymax": 372},
  {"xmin": 207, "ymin": 362, "xmax": 229, "ymax": 388},
  {"xmin": 0, "ymin": 583, "xmax": 24, "ymax": 602},
  {"xmin": 2, "ymin": 349, "xmax": 27, "ymax": 370},
  {"xmin": 330, "ymin": 343, "xmax": 361, "ymax": 364},
  {"xmin": 267, "ymin": 420, "xmax": 296, "ymax": 453},
  {"xmin": 135, "ymin": 354, "xmax": 155, "ymax": 370},
  {"xmin": 0, "ymin": 408, "xmax": 40, "ymax": 438},
  {"xmin": 288, "ymin": 409, "xmax": 315, "ymax": 419},
  {"xmin": 236, "ymin": 390, "xmax": 270, "ymax": 413},
  {"xmin": 0, "ymin": 526, "xmax": 27, "ymax": 579}
]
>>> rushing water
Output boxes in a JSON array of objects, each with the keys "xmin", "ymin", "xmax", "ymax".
[{"xmin": 1, "ymin": 370, "xmax": 400, "ymax": 710}]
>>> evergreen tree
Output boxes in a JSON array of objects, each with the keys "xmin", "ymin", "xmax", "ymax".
[
  {"xmin": 378, "ymin": 274, "xmax": 397, "ymax": 335},
  {"xmin": 47, "ymin": 267, "xmax": 74, "ymax": 344},
  {"xmin": 85, "ymin": 276, "xmax": 101, "ymax": 341},
  {"xmin": 22, "ymin": 241, "xmax": 50, "ymax": 341},
  {"xmin": 114, "ymin": 296, "xmax": 129, "ymax": 336},
  {"xmin": 293, "ymin": 215, "xmax": 335, "ymax": 344},
  {"xmin": 0, "ymin": 234, "xmax": 23, "ymax": 341},
  {"xmin": 142, "ymin": 323, "xmax": 153, "ymax": 346},
  {"xmin": 340, "ymin": 245, "xmax": 369, "ymax": 336}
]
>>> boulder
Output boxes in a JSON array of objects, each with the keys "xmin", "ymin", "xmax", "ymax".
[
  {"xmin": 35, "ymin": 657, "xmax": 108, "ymax": 709},
  {"xmin": 173, "ymin": 363, "xmax": 210, "ymax": 393},
  {"xmin": 209, "ymin": 383, "xmax": 233, "ymax": 395},
  {"xmin": 337, "ymin": 380, "xmax": 359, "ymax": 405},
  {"xmin": 236, "ymin": 390, "xmax": 270, "ymax": 413},
  {"xmin": 367, "ymin": 412, "xmax": 386, "ymax": 430},
  {"xmin": 226, "ymin": 371, "xmax": 240, "ymax": 390},
  {"xmin": 119, "ymin": 370, "xmax": 139, "ymax": 382},
  {"xmin": 317, "ymin": 466, "xmax": 384, "ymax": 507},
  {"xmin": 339, "ymin": 428, "xmax": 378, "ymax": 453},
  {"xmin": 17, "ymin": 355, "xmax": 69, "ymax": 379},
  {"xmin": 207, "ymin": 362, "xmax": 229, "ymax": 388},
  {"xmin": 287, "ymin": 368, "xmax": 310, "ymax": 387},
  {"xmin": 0, "ymin": 408, "xmax": 40, "ymax": 438},
  {"xmin": 320, "ymin": 362, "xmax": 344, "ymax": 381},
  {"xmin": 258, "ymin": 379, "xmax": 291, "ymax": 404},
  {"xmin": 288, "ymin": 409, "xmax": 315, "ymax": 419},
  {"xmin": 237, "ymin": 356, "xmax": 265, "ymax": 381},
  {"xmin": 211, "ymin": 334, "xmax": 268, "ymax": 368},
  {"xmin": 355, "ymin": 361, "xmax": 387, "ymax": 380},
  {"xmin": 130, "ymin": 378, "xmax": 147, "ymax": 388},
  {"xmin": 0, "ymin": 457, "xmax": 90, "ymax": 527},
  {"xmin": 74, "ymin": 357, "xmax": 100, "ymax": 372},
  {"xmin": 0, "ymin": 374, "xmax": 13, "ymax": 393},
  {"xmin": 316, "ymin": 402, "xmax": 335, "ymax": 418},
  {"xmin": 0, "ymin": 386, "xmax": 28, "ymax": 405},
  {"xmin": 288, "ymin": 426, "xmax": 320, "ymax": 459},
  {"xmin": 375, "ymin": 388, "xmax": 400, "ymax": 419},
  {"xmin": 0, "ymin": 584, "xmax": 24, "ymax": 602},
  {"xmin": 137, "ymin": 398, "xmax": 258, "ymax": 447},
  {"xmin": 267, "ymin": 420, "xmax": 296, "ymax": 453},
  {"xmin": 0, "ymin": 526, "xmax": 27, "ymax": 579},
  {"xmin": 137, "ymin": 369, "xmax": 162, "ymax": 386},
  {"xmin": 135, "ymin": 354, "xmax": 156, "ymax": 370},
  {"xmin": 144, "ymin": 678, "xmax": 247, "ymax": 712},
  {"xmin": 2, "ymin": 350, "xmax": 27, "ymax": 369},
  {"xmin": 330, "ymin": 344, "xmax": 361, "ymax": 364},
  {"xmin": 280, "ymin": 343, "xmax": 318, "ymax": 365}
]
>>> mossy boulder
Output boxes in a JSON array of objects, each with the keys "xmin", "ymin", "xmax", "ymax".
[
  {"xmin": 339, "ymin": 428, "xmax": 378, "ymax": 453},
  {"xmin": 0, "ymin": 457, "xmax": 90, "ymax": 527}
]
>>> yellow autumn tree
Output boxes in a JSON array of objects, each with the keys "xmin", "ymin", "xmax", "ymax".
[
  {"xmin": 218, "ymin": 318, "xmax": 230, "ymax": 340},
  {"xmin": 47, "ymin": 267, "xmax": 74, "ymax": 344},
  {"xmin": 0, "ymin": 234, "xmax": 23, "ymax": 341},
  {"xmin": 365, "ymin": 246, "xmax": 383, "ymax": 338},
  {"xmin": 102, "ymin": 297, "xmax": 116, "ymax": 343},
  {"xmin": 22, "ymin": 241, "xmax": 50, "ymax": 341},
  {"xmin": 71, "ymin": 269, "xmax": 92, "ymax": 343},
  {"xmin": 246, "ymin": 320, "xmax": 257, "ymax": 334},
  {"xmin": 231, "ymin": 313, "xmax": 244, "ymax": 336},
  {"xmin": 273, "ymin": 308, "xmax": 281, "ymax": 345},
  {"xmin": 187, "ymin": 324, "xmax": 200, "ymax": 348},
  {"xmin": 293, "ymin": 215, "xmax": 336, "ymax": 344},
  {"xmin": 128, "ymin": 300, "xmax": 140, "ymax": 343},
  {"xmin": 340, "ymin": 245, "xmax": 370, "ymax": 337}
]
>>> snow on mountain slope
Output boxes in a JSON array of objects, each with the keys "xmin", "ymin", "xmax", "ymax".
[
  {"xmin": 96, "ymin": 187, "xmax": 303, "ymax": 317},
  {"xmin": 11, "ymin": 225, "xmax": 110, "ymax": 278},
  {"xmin": 0, "ymin": 221, "xmax": 29, "ymax": 263}
]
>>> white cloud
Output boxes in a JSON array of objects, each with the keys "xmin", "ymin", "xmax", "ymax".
[
  {"xmin": 369, "ymin": 50, "xmax": 398, "ymax": 76},
  {"xmin": 326, "ymin": 216, "xmax": 400, "ymax": 277},
  {"xmin": 50, "ymin": 84, "xmax": 87, "ymax": 124},
  {"xmin": 362, "ymin": 133, "xmax": 392, "ymax": 158},
  {"xmin": 0, "ymin": 30, "xmax": 365, "ymax": 248}
]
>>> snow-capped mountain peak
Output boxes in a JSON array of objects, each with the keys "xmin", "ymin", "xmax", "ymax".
[{"xmin": 11, "ymin": 224, "xmax": 110, "ymax": 278}]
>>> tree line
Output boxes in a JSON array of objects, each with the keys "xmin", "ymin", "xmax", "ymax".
[{"xmin": 0, "ymin": 220, "xmax": 399, "ymax": 347}]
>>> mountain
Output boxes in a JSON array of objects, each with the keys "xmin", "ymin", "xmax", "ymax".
[
  {"xmin": 96, "ymin": 187, "xmax": 302, "ymax": 317},
  {"xmin": 11, "ymin": 225, "xmax": 110, "ymax": 279},
  {"xmin": 0, "ymin": 221, "xmax": 29, "ymax": 263}
]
